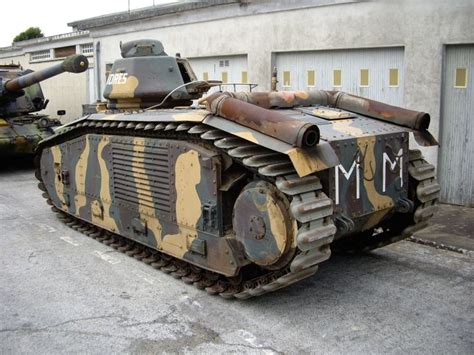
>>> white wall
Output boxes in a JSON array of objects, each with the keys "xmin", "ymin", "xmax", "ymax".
[
  {"xmin": 28, "ymin": 60, "xmax": 91, "ymax": 123},
  {"xmin": 189, "ymin": 55, "xmax": 250, "ymax": 93},
  {"xmin": 275, "ymin": 47, "xmax": 405, "ymax": 106}
]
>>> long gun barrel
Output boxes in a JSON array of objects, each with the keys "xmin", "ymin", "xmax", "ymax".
[{"xmin": 4, "ymin": 54, "xmax": 89, "ymax": 92}]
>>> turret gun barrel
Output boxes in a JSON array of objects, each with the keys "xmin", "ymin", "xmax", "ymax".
[{"xmin": 4, "ymin": 54, "xmax": 89, "ymax": 92}]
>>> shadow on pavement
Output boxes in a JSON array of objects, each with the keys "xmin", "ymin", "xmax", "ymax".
[
  {"xmin": 238, "ymin": 244, "xmax": 472, "ymax": 309},
  {"xmin": 0, "ymin": 156, "xmax": 36, "ymax": 174}
]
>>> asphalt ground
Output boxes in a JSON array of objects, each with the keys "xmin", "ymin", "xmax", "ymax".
[
  {"xmin": 412, "ymin": 204, "xmax": 474, "ymax": 255},
  {"xmin": 1, "ymin": 162, "xmax": 473, "ymax": 354}
]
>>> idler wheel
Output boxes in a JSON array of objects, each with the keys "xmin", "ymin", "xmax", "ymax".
[{"xmin": 233, "ymin": 180, "xmax": 296, "ymax": 270}]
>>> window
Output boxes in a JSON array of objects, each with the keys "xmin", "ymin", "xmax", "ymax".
[
  {"xmin": 360, "ymin": 69, "xmax": 369, "ymax": 87},
  {"xmin": 333, "ymin": 69, "xmax": 342, "ymax": 87},
  {"xmin": 389, "ymin": 68, "xmax": 399, "ymax": 87},
  {"xmin": 219, "ymin": 60, "xmax": 229, "ymax": 68},
  {"xmin": 203, "ymin": 72, "xmax": 209, "ymax": 81},
  {"xmin": 30, "ymin": 50, "xmax": 51, "ymax": 61},
  {"xmin": 54, "ymin": 46, "xmax": 76, "ymax": 58},
  {"xmin": 221, "ymin": 71, "xmax": 228, "ymax": 84},
  {"xmin": 241, "ymin": 71, "xmax": 248, "ymax": 84},
  {"xmin": 283, "ymin": 71, "xmax": 291, "ymax": 87},
  {"xmin": 307, "ymin": 70, "xmax": 316, "ymax": 87},
  {"xmin": 80, "ymin": 43, "xmax": 94, "ymax": 55},
  {"xmin": 454, "ymin": 68, "xmax": 468, "ymax": 88}
]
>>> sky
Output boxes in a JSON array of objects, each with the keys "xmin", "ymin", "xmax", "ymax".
[{"xmin": 1, "ymin": 0, "xmax": 178, "ymax": 47}]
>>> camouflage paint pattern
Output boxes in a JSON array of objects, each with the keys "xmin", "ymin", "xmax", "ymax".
[
  {"xmin": 39, "ymin": 102, "xmax": 415, "ymax": 275},
  {"xmin": 233, "ymin": 180, "xmax": 297, "ymax": 269},
  {"xmin": 0, "ymin": 115, "xmax": 60, "ymax": 157},
  {"xmin": 40, "ymin": 133, "xmax": 242, "ymax": 276},
  {"xmin": 327, "ymin": 132, "xmax": 409, "ymax": 233}
]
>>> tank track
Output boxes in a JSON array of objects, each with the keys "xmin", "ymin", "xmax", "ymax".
[
  {"xmin": 333, "ymin": 149, "xmax": 440, "ymax": 253},
  {"xmin": 35, "ymin": 117, "xmax": 337, "ymax": 299}
]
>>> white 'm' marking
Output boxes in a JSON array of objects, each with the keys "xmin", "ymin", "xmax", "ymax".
[
  {"xmin": 335, "ymin": 160, "xmax": 360, "ymax": 205},
  {"xmin": 383, "ymin": 148, "xmax": 403, "ymax": 192}
]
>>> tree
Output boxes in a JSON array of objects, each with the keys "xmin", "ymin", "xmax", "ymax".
[{"xmin": 13, "ymin": 27, "xmax": 44, "ymax": 43}]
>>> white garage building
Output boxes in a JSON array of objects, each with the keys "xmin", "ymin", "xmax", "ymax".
[{"xmin": 1, "ymin": 0, "xmax": 471, "ymax": 206}]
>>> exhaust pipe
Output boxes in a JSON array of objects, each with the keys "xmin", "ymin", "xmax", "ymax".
[
  {"xmin": 226, "ymin": 91, "xmax": 430, "ymax": 131},
  {"xmin": 204, "ymin": 92, "xmax": 320, "ymax": 148}
]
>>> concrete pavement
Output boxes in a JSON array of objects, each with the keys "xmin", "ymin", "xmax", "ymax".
[{"xmin": 1, "ymin": 164, "xmax": 473, "ymax": 354}]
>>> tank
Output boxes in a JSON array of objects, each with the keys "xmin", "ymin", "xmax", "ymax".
[
  {"xmin": 0, "ymin": 54, "xmax": 88, "ymax": 158},
  {"xmin": 35, "ymin": 40, "xmax": 440, "ymax": 299}
]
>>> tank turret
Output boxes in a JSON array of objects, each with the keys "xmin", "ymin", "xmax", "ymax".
[{"xmin": 103, "ymin": 39, "xmax": 215, "ymax": 110}]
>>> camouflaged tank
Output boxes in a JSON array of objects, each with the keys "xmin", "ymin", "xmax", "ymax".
[
  {"xmin": 0, "ymin": 55, "xmax": 88, "ymax": 158},
  {"xmin": 36, "ymin": 40, "xmax": 440, "ymax": 299}
]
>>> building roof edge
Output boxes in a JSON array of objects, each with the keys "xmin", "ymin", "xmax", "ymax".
[{"xmin": 68, "ymin": 0, "xmax": 239, "ymax": 30}]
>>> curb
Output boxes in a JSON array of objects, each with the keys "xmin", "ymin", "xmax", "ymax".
[{"xmin": 409, "ymin": 236, "xmax": 473, "ymax": 256}]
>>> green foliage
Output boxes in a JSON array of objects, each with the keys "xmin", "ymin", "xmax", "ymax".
[{"xmin": 13, "ymin": 27, "xmax": 44, "ymax": 43}]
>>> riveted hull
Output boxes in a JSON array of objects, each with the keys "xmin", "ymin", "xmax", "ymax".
[{"xmin": 36, "ymin": 111, "xmax": 439, "ymax": 298}]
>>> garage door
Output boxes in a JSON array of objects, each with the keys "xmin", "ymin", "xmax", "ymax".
[
  {"xmin": 188, "ymin": 55, "xmax": 249, "ymax": 92},
  {"xmin": 439, "ymin": 45, "xmax": 474, "ymax": 207},
  {"xmin": 275, "ymin": 47, "xmax": 404, "ymax": 106}
]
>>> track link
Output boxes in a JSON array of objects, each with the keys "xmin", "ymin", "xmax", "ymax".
[{"xmin": 36, "ymin": 117, "xmax": 337, "ymax": 299}]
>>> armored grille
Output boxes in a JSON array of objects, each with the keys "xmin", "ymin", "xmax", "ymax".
[{"xmin": 111, "ymin": 142, "xmax": 171, "ymax": 213}]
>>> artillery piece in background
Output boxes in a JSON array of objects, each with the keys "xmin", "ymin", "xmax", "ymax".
[
  {"xmin": 36, "ymin": 40, "xmax": 440, "ymax": 299},
  {"xmin": 0, "ymin": 54, "xmax": 88, "ymax": 158}
]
